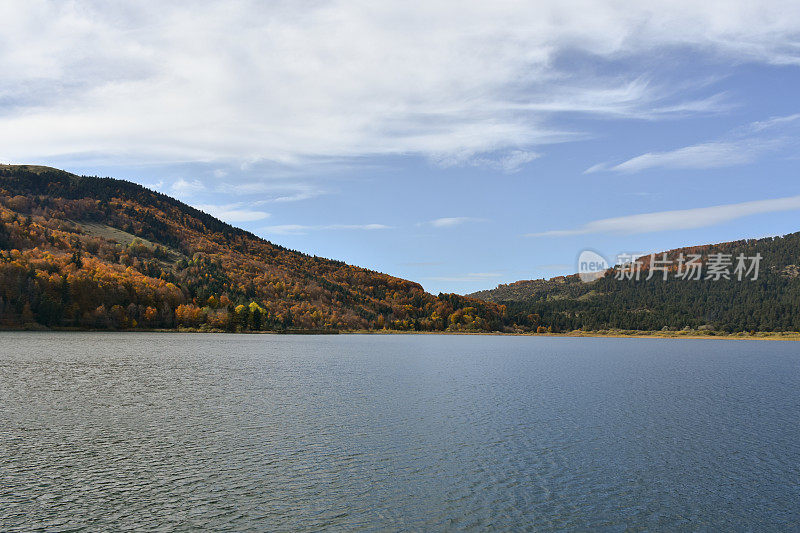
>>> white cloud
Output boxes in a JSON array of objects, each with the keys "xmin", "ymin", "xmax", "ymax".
[
  {"xmin": 424, "ymin": 217, "xmax": 484, "ymax": 228},
  {"xmin": 221, "ymin": 182, "xmax": 327, "ymax": 202},
  {"xmin": 261, "ymin": 225, "xmax": 309, "ymax": 236},
  {"xmin": 262, "ymin": 223, "xmax": 391, "ymax": 235},
  {"xmin": 171, "ymin": 178, "xmax": 206, "ymax": 194},
  {"xmin": 528, "ymin": 194, "xmax": 800, "ymax": 237},
  {"xmin": 586, "ymin": 132, "xmax": 789, "ymax": 174},
  {"xmin": 584, "ymin": 162, "xmax": 611, "ymax": 174},
  {"xmin": 495, "ymin": 150, "xmax": 541, "ymax": 173},
  {"xmin": 436, "ymin": 149, "xmax": 542, "ymax": 173},
  {"xmin": 599, "ymin": 141, "xmax": 767, "ymax": 173},
  {"xmin": 585, "ymin": 110, "xmax": 800, "ymax": 175},
  {"xmin": 2, "ymin": 1, "xmax": 799, "ymax": 167},
  {"xmin": 472, "ymin": 150, "xmax": 542, "ymax": 173},
  {"xmin": 194, "ymin": 203, "xmax": 270, "ymax": 223},
  {"xmin": 749, "ymin": 113, "xmax": 800, "ymax": 132}
]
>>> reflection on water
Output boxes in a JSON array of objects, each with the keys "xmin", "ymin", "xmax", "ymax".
[{"xmin": 1, "ymin": 332, "xmax": 799, "ymax": 530}]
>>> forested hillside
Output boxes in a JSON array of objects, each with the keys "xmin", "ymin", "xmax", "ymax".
[
  {"xmin": 5, "ymin": 164, "xmax": 798, "ymax": 334},
  {"xmin": 0, "ymin": 165, "xmax": 504, "ymax": 332},
  {"xmin": 470, "ymin": 235, "xmax": 800, "ymax": 332}
]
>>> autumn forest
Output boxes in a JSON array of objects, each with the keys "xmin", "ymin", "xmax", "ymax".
[
  {"xmin": 4, "ymin": 165, "xmax": 800, "ymax": 335},
  {"xmin": 0, "ymin": 165, "xmax": 506, "ymax": 332}
]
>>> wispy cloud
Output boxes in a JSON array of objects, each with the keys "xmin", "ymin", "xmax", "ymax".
[
  {"xmin": 262, "ymin": 223, "xmax": 391, "ymax": 235},
  {"xmin": 528, "ymin": 195, "xmax": 800, "ymax": 237},
  {"xmin": 422, "ymin": 217, "xmax": 485, "ymax": 228},
  {"xmin": 2, "ymin": 2, "xmax": 799, "ymax": 167},
  {"xmin": 221, "ymin": 182, "xmax": 327, "ymax": 203},
  {"xmin": 474, "ymin": 150, "xmax": 541, "ymax": 174},
  {"xmin": 261, "ymin": 225, "xmax": 308, "ymax": 235},
  {"xmin": 749, "ymin": 113, "xmax": 800, "ymax": 132},
  {"xmin": 586, "ymin": 140, "xmax": 782, "ymax": 174},
  {"xmin": 586, "ymin": 110, "xmax": 800, "ymax": 174},
  {"xmin": 495, "ymin": 150, "xmax": 541, "ymax": 173},
  {"xmin": 504, "ymin": 80, "xmax": 731, "ymax": 119},
  {"xmin": 583, "ymin": 162, "xmax": 612, "ymax": 174},
  {"xmin": 194, "ymin": 203, "xmax": 270, "ymax": 223},
  {"xmin": 437, "ymin": 149, "xmax": 542, "ymax": 173},
  {"xmin": 171, "ymin": 178, "xmax": 206, "ymax": 195}
]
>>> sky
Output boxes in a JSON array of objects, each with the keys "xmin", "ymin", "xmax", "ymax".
[{"xmin": 2, "ymin": 0, "xmax": 800, "ymax": 294}]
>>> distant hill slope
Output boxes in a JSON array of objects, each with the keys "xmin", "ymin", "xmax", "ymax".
[
  {"xmin": 469, "ymin": 235, "xmax": 800, "ymax": 332},
  {"xmin": 0, "ymin": 165, "xmax": 503, "ymax": 331}
]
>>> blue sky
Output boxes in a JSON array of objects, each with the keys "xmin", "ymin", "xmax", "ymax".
[{"xmin": 2, "ymin": 1, "xmax": 800, "ymax": 293}]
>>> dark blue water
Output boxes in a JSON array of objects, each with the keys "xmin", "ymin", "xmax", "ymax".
[{"xmin": 1, "ymin": 333, "xmax": 799, "ymax": 531}]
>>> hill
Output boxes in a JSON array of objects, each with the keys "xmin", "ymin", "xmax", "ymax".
[
  {"xmin": 0, "ymin": 165, "xmax": 504, "ymax": 332},
  {"xmin": 469, "ymin": 235, "xmax": 800, "ymax": 333}
]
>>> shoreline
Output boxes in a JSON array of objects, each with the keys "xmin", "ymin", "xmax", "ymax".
[
  {"xmin": 344, "ymin": 329, "xmax": 800, "ymax": 341},
  {"xmin": 3, "ymin": 326, "xmax": 799, "ymax": 341}
]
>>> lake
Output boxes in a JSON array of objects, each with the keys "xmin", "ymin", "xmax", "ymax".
[{"xmin": 1, "ymin": 332, "xmax": 799, "ymax": 531}]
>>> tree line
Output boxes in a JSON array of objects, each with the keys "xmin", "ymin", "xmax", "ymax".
[{"xmin": 0, "ymin": 166, "xmax": 506, "ymax": 332}]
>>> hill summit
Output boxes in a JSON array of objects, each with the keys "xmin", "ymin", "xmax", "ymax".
[
  {"xmin": 0, "ymin": 165, "xmax": 504, "ymax": 331},
  {"xmin": 469, "ymin": 236, "xmax": 800, "ymax": 332}
]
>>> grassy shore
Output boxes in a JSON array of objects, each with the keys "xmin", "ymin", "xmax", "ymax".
[
  {"xmin": 345, "ymin": 328, "xmax": 800, "ymax": 341},
  {"xmin": 5, "ymin": 325, "xmax": 800, "ymax": 340},
  {"xmin": 540, "ymin": 330, "xmax": 800, "ymax": 341}
]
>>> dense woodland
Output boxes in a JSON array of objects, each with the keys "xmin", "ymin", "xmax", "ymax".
[
  {"xmin": 471, "ymin": 234, "xmax": 800, "ymax": 332},
  {"xmin": 0, "ymin": 165, "xmax": 505, "ymax": 332},
  {"xmin": 3, "ymin": 165, "xmax": 798, "ymax": 334}
]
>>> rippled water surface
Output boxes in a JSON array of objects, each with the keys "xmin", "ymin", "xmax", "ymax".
[{"xmin": 1, "ymin": 333, "xmax": 799, "ymax": 531}]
